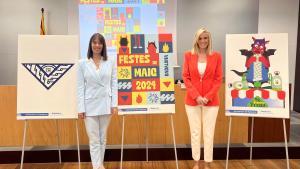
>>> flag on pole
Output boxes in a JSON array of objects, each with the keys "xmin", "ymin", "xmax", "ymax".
[{"xmin": 40, "ymin": 8, "xmax": 46, "ymax": 35}]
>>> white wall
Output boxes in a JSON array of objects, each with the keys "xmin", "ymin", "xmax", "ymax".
[
  {"xmin": 67, "ymin": 0, "xmax": 79, "ymax": 35},
  {"xmin": 0, "ymin": 0, "xmax": 68, "ymax": 85},
  {"xmin": 177, "ymin": 0, "xmax": 259, "ymax": 79},
  {"xmin": 258, "ymin": 0, "xmax": 299, "ymax": 84},
  {"xmin": 258, "ymin": 0, "xmax": 299, "ymax": 109}
]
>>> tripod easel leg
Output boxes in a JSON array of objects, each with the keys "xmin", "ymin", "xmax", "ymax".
[
  {"xmin": 225, "ymin": 116, "xmax": 232, "ymax": 169},
  {"xmin": 120, "ymin": 115, "xmax": 125, "ymax": 169},
  {"xmin": 20, "ymin": 120, "xmax": 28, "ymax": 169},
  {"xmin": 55, "ymin": 119, "xmax": 62, "ymax": 163},
  {"xmin": 75, "ymin": 120, "xmax": 81, "ymax": 169},
  {"xmin": 145, "ymin": 114, "xmax": 149, "ymax": 162},
  {"xmin": 170, "ymin": 114, "xmax": 179, "ymax": 169},
  {"xmin": 250, "ymin": 117, "xmax": 254, "ymax": 162},
  {"xmin": 283, "ymin": 119, "xmax": 290, "ymax": 169}
]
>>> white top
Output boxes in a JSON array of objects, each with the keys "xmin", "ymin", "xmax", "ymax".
[
  {"xmin": 89, "ymin": 58, "xmax": 101, "ymax": 72},
  {"xmin": 198, "ymin": 62, "xmax": 207, "ymax": 76}
]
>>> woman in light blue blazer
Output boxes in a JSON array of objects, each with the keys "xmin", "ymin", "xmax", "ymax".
[{"xmin": 77, "ymin": 33, "xmax": 118, "ymax": 169}]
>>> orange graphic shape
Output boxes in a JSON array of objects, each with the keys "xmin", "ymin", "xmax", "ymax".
[
  {"xmin": 136, "ymin": 94, "xmax": 143, "ymax": 104},
  {"xmin": 163, "ymin": 81, "xmax": 171, "ymax": 88}
]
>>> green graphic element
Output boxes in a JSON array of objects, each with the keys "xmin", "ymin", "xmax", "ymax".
[
  {"xmin": 253, "ymin": 81, "xmax": 262, "ymax": 88},
  {"xmin": 247, "ymin": 96, "xmax": 268, "ymax": 107}
]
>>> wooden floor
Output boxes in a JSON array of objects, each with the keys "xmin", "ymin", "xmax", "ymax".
[{"xmin": 0, "ymin": 160, "xmax": 299, "ymax": 169}]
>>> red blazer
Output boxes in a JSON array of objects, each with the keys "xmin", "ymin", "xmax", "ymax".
[{"xmin": 182, "ymin": 51, "xmax": 223, "ymax": 106}]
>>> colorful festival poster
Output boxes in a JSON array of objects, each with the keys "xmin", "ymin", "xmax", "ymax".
[
  {"xmin": 225, "ymin": 33, "xmax": 289, "ymax": 118},
  {"xmin": 117, "ymin": 34, "xmax": 175, "ymax": 114}
]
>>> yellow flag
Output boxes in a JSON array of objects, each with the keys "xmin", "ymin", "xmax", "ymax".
[{"xmin": 40, "ymin": 8, "xmax": 46, "ymax": 35}]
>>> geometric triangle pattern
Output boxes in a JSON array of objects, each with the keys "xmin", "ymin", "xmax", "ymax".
[{"xmin": 22, "ymin": 63, "xmax": 74, "ymax": 90}]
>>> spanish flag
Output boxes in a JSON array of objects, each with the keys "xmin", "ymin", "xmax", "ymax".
[{"xmin": 40, "ymin": 8, "xmax": 46, "ymax": 35}]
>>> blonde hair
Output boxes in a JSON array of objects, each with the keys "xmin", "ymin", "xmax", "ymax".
[{"xmin": 191, "ymin": 28, "xmax": 212, "ymax": 55}]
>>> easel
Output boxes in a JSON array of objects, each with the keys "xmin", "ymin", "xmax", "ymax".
[
  {"xmin": 225, "ymin": 116, "xmax": 290, "ymax": 169},
  {"xmin": 120, "ymin": 113, "xmax": 179, "ymax": 169},
  {"xmin": 20, "ymin": 119, "xmax": 81, "ymax": 169}
]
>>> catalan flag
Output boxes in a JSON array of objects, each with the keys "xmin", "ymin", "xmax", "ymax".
[{"xmin": 40, "ymin": 8, "xmax": 46, "ymax": 35}]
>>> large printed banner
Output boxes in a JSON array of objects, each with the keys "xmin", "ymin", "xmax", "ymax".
[
  {"xmin": 117, "ymin": 34, "xmax": 175, "ymax": 114},
  {"xmin": 225, "ymin": 33, "xmax": 289, "ymax": 118},
  {"xmin": 17, "ymin": 35, "xmax": 78, "ymax": 120},
  {"xmin": 79, "ymin": 0, "xmax": 177, "ymax": 64}
]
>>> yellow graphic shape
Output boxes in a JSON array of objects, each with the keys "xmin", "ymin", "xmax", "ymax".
[
  {"xmin": 111, "ymin": 39, "xmax": 116, "ymax": 46},
  {"xmin": 132, "ymin": 92, "xmax": 147, "ymax": 105},
  {"xmin": 104, "ymin": 26, "xmax": 112, "ymax": 33},
  {"xmin": 127, "ymin": 13, "xmax": 132, "ymax": 19},
  {"xmin": 118, "ymin": 66, "xmax": 132, "ymax": 79},
  {"xmin": 157, "ymin": 19, "xmax": 165, "ymax": 27},
  {"xmin": 160, "ymin": 78, "xmax": 174, "ymax": 91},
  {"xmin": 107, "ymin": 0, "xmax": 123, "ymax": 3},
  {"xmin": 162, "ymin": 42, "xmax": 170, "ymax": 53},
  {"xmin": 142, "ymin": 0, "xmax": 149, "ymax": 4},
  {"xmin": 133, "ymin": 25, "xmax": 141, "ymax": 32},
  {"xmin": 80, "ymin": 0, "xmax": 103, "ymax": 3},
  {"xmin": 103, "ymin": 8, "xmax": 111, "ymax": 19}
]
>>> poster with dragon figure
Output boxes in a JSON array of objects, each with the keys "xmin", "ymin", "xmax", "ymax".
[
  {"xmin": 225, "ymin": 33, "xmax": 289, "ymax": 118},
  {"xmin": 117, "ymin": 33, "xmax": 175, "ymax": 114}
]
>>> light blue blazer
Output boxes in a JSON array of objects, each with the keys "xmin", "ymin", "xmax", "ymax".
[{"xmin": 77, "ymin": 58, "xmax": 117, "ymax": 116}]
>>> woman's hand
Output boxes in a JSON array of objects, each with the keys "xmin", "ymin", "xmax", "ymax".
[
  {"xmin": 196, "ymin": 96, "xmax": 209, "ymax": 105},
  {"xmin": 196, "ymin": 96, "xmax": 204, "ymax": 105},
  {"xmin": 111, "ymin": 107, "xmax": 118, "ymax": 115},
  {"xmin": 201, "ymin": 97, "xmax": 209, "ymax": 105},
  {"xmin": 78, "ymin": 112, "xmax": 86, "ymax": 119}
]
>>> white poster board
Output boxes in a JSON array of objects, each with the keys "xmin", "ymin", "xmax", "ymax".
[
  {"xmin": 17, "ymin": 35, "xmax": 78, "ymax": 120},
  {"xmin": 225, "ymin": 33, "xmax": 289, "ymax": 118}
]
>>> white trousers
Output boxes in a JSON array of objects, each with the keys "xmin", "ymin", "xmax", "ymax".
[
  {"xmin": 185, "ymin": 105, "xmax": 219, "ymax": 162},
  {"xmin": 84, "ymin": 115, "xmax": 111, "ymax": 169}
]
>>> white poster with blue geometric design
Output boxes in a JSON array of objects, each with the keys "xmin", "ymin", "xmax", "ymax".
[
  {"xmin": 225, "ymin": 33, "xmax": 289, "ymax": 118},
  {"xmin": 17, "ymin": 35, "xmax": 78, "ymax": 120}
]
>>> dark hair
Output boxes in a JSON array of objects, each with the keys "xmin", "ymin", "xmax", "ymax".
[{"xmin": 87, "ymin": 33, "xmax": 107, "ymax": 61}]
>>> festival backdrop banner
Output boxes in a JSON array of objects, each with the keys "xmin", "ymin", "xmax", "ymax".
[
  {"xmin": 78, "ymin": 0, "xmax": 177, "ymax": 64},
  {"xmin": 225, "ymin": 33, "xmax": 289, "ymax": 118},
  {"xmin": 117, "ymin": 33, "xmax": 175, "ymax": 114},
  {"xmin": 17, "ymin": 35, "xmax": 78, "ymax": 120}
]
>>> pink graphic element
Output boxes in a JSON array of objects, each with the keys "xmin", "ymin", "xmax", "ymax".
[
  {"xmin": 133, "ymin": 35, "xmax": 141, "ymax": 48},
  {"xmin": 112, "ymin": 8, "xmax": 118, "ymax": 19},
  {"xmin": 126, "ymin": 7, "xmax": 133, "ymax": 18}
]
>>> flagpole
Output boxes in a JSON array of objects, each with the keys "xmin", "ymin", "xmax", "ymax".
[{"xmin": 40, "ymin": 8, "xmax": 46, "ymax": 35}]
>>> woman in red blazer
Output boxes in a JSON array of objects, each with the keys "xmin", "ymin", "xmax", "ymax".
[{"xmin": 182, "ymin": 28, "xmax": 222, "ymax": 169}]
